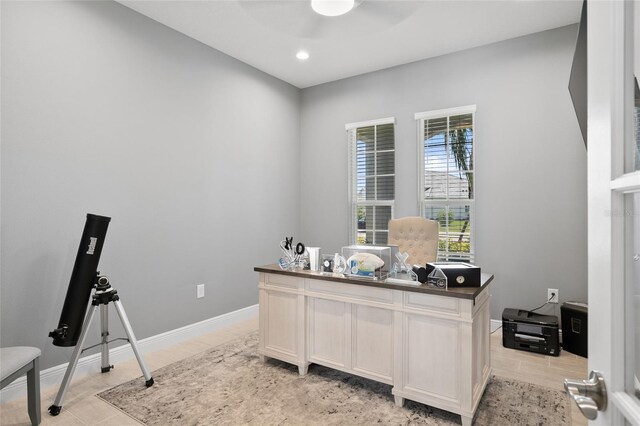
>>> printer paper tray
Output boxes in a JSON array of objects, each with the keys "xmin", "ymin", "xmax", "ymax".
[{"xmin": 514, "ymin": 333, "xmax": 546, "ymax": 342}]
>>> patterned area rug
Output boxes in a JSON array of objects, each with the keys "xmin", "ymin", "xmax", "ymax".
[{"xmin": 98, "ymin": 332, "xmax": 571, "ymax": 425}]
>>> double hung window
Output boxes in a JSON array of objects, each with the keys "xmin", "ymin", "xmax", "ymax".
[
  {"xmin": 346, "ymin": 118, "xmax": 395, "ymax": 245},
  {"xmin": 416, "ymin": 106, "xmax": 476, "ymax": 261}
]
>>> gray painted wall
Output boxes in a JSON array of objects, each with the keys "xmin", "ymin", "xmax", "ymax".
[
  {"xmin": 1, "ymin": 2, "xmax": 586, "ymax": 374},
  {"xmin": 299, "ymin": 25, "xmax": 587, "ymax": 321},
  {"xmin": 1, "ymin": 1, "xmax": 300, "ymax": 370}
]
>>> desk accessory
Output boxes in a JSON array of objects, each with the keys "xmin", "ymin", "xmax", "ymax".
[
  {"xmin": 341, "ymin": 245, "xmax": 390, "ymax": 279},
  {"xmin": 322, "ymin": 255, "xmax": 333, "ymax": 272},
  {"xmin": 278, "ymin": 236, "xmax": 306, "ymax": 269},
  {"xmin": 333, "ymin": 253, "xmax": 347, "ymax": 273},
  {"xmin": 307, "ymin": 247, "xmax": 321, "ymax": 272},
  {"xmin": 412, "ymin": 265, "xmax": 428, "ymax": 283},
  {"xmin": 424, "ymin": 263, "xmax": 448, "ymax": 288},
  {"xmin": 386, "ymin": 269, "xmax": 419, "ymax": 285},
  {"xmin": 346, "ymin": 253, "xmax": 384, "ymax": 277},
  {"xmin": 342, "ymin": 245, "xmax": 391, "ymax": 273},
  {"xmin": 430, "ymin": 262, "xmax": 481, "ymax": 287},
  {"xmin": 317, "ymin": 253, "xmax": 347, "ymax": 274},
  {"xmin": 392, "ymin": 251, "xmax": 411, "ymax": 273}
]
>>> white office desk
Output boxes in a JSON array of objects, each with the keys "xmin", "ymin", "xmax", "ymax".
[{"xmin": 255, "ymin": 264, "xmax": 493, "ymax": 426}]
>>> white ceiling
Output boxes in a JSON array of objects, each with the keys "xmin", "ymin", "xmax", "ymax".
[{"xmin": 118, "ymin": 0, "xmax": 582, "ymax": 89}]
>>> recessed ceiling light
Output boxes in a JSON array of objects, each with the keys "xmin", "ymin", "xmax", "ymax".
[
  {"xmin": 296, "ymin": 50, "xmax": 310, "ymax": 60},
  {"xmin": 311, "ymin": 0, "xmax": 354, "ymax": 17}
]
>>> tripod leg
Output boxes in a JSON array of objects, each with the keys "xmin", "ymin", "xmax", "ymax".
[
  {"xmin": 112, "ymin": 300, "xmax": 154, "ymax": 387},
  {"xmin": 49, "ymin": 304, "xmax": 98, "ymax": 416},
  {"xmin": 100, "ymin": 304, "xmax": 112, "ymax": 373}
]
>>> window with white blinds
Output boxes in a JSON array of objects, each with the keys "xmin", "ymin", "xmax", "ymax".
[
  {"xmin": 416, "ymin": 106, "xmax": 476, "ymax": 261},
  {"xmin": 346, "ymin": 118, "xmax": 395, "ymax": 245}
]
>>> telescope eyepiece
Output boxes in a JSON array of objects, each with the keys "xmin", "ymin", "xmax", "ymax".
[
  {"xmin": 97, "ymin": 276, "xmax": 109, "ymax": 286},
  {"xmin": 49, "ymin": 325, "xmax": 69, "ymax": 340}
]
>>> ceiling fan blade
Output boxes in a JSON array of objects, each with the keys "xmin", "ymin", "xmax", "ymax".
[
  {"xmin": 299, "ymin": 17, "xmax": 326, "ymax": 39},
  {"xmin": 356, "ymin": 1, "xmax": 424, "ymax": 25},
  {"xmin": 239, "ymin": 0, "xmax": 327, "ymax": 39},
  {"xmin": 238, "ymin": 0, "xmax": 425, "ymax": 40}
]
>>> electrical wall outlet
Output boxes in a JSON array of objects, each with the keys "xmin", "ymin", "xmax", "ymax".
[
  {"xmin": 547, "ymin": 288, "xmax": 559, "ymax": 304},
  {"xmin": 197, "ymin": 284, "xmax": 205, "ymax": 299}
]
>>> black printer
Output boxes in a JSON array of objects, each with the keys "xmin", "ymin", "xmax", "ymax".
[{"xmin": 502, "ymin": 308, "xmax": 560, "ymax": 356}]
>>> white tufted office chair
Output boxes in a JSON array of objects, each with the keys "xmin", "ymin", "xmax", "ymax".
[{"xmin": 388, "ymin": 217, "xmax": 439, "ymax": 266}]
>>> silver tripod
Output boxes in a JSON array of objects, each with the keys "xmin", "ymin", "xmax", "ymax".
[{"xmin": 48, "ymin": 275, "xmax": 154, "ymax": 416}]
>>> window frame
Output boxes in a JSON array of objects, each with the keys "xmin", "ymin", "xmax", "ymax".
[
  {"xmin": 415, "ymin": 105, "xmax": 476, "ymax": 262},
  {"xmin": 346, "ymin": 117, "xmax": 396, "ymax": 245}
]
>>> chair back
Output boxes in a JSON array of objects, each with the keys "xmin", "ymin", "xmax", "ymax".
[{"xmin": 388, "ymin": 217, "xmax": 438, "ymax": 266}]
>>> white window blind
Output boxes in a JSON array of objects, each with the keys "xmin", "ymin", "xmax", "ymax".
[
  {"xmin": 416, "ymin": 106, "xmax": 476, "ymax": 261},
  {"xmin": 347, "ymin": 118, "xmax": 395, "ymax": 245}
]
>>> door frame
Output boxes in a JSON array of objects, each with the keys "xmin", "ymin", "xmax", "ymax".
[{"xmin": 588, "ymin": 0, "xmax": 640, "ymax": 423}]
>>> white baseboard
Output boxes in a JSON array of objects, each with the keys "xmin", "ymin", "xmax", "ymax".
[
  {"xmin": 490, "ymin": 319, "xmax": 502, "ymax": 333},
  {"xmin": 0, "ymin": 304, "xmax": 258, "ymax": 404}
]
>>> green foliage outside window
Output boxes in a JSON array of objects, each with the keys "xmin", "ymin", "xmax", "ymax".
[
  {"xmin": 436, "ymin": 209, "xmax": 455, "ymax": 226},
  {"xmin": 438, "ymin": 240, "xmax": 470, "ymax": 254}
]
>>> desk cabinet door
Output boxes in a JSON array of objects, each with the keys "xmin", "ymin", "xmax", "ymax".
[
  {"xmin": 352, "ymin": 304, "xmax": 394, "ymax": 383},
  {"xmin": 308, "ymin": 297, "xmax": 347, "ymax": 368},
  {"xmin": 262, "ymin": 290, "xmax": 299, "ymax": 359},
  {"xmin": 403, "ymin": 313, "xmax": 461, "ymax": 403}
]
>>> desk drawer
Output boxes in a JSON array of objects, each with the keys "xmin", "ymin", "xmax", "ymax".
[
  {"xmin": 306, "ymin": 279, "xmax": 394, "ymax": 305},
  {"xmin": 403, "ymin": 292, "xmax": 461, "ymax": 316},
  {"xmin": 264, "ymin": 273, "xmax": 302, "ymax": 290}
]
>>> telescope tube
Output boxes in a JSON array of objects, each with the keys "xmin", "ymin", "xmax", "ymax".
[{"xmin": 50, "ymin": 214, "xmax": 111, "ymax": 347}]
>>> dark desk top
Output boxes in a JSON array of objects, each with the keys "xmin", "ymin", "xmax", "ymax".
[{"xmin": 254, "ymin": 264, "xmax": 493, "ymax": 300}]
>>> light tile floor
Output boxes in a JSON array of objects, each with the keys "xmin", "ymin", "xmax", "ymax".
[
  {"xmin": 490, "ymin": 328, "xmax": 588, "ymax": 426},
  {"xmin": 0, "ymin": 316, "xmax": 587, "ymax": 425}
]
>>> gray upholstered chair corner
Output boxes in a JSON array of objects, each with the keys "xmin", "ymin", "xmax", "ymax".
[
  {"xmin": 388, "ymin": 216, "xmax": 438, "ymax": 266},
  {"xmin": 0, "ymin": 346, "xmax": 42, "ymax": 425}
]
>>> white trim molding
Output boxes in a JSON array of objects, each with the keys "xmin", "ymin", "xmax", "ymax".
[
  {"xmin": 414, "ymin": 105, "xmax": 476, "ymax": 121},
  {"xmin": 611, "ymin": 171, "xmax": 640, "ymax": 192},
  {"xmin": 0, "ymin": 304, "xmax": 258, "ymax": 404},
  {"xmin": 345, "ymin": 116, "xmax": 395, "ymax": 131},
  {"xmin": 611, "ymin": 392, "xmax": 640, "ymax": 423}
]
